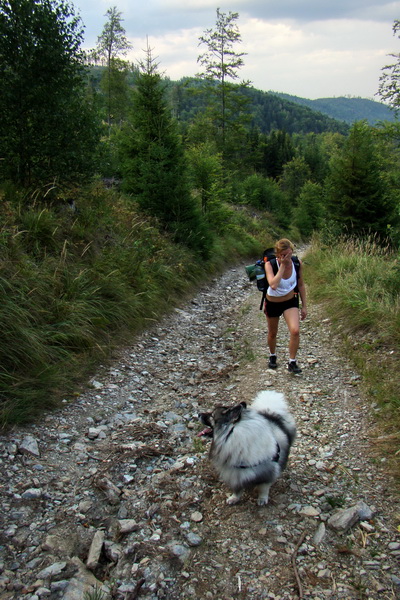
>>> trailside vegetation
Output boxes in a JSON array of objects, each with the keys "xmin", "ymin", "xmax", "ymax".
[
  {"xmin": 0, "ymin": 5, "xmax": 399, "ymax": 426},
  {"xmin": 305, "ymin": 236, "xmax": 400, "ymax": 452},
  {"xmin": 0, "ymin": 0, "xmax": 100, "ymax": 187},
  {"xmin": 0, "ymin": 185, "xmax": 266, "ymax": 424}
]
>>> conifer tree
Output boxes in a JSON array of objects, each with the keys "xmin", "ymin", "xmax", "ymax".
[
  {"xmin": 326, "ymin": 121, "xmax": 396, "ymax": 239},
  {"xmin": 280, "ymin": 156, "xmax": 311, "ymax": 204},
  {"xmin": 0, "ymin": 0, "xmax": 99, "ymax": 187},
  {"xmin": 197, "ymin": 8, "xmax": 251, "ymax": 159},
  {"xmin": 120, "ymin": 43, "xmax": 212, "ymax": 257},
  {"xmin": 261, "ymin": 130, "xmax": 295, "ymax": 179},
  {"xmin": 91, "ymin": 7, "xmax": 132, "ymax": 127},
  {"xmin": 292, "ymin": 182, "xmax": 325, "ymax": 237}
]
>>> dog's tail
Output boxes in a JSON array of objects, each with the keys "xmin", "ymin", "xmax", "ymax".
[{"xmin": 250, "ymin": 390, "xmax": 289, "ymax": 414}]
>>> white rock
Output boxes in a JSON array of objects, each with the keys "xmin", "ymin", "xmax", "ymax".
[
  {"xmin": 388, "ymin": 542, "xmax": 400, "ymax": 551},
  {"xmin": 118, "ymin": 519, "xmax": 138, "ymax": 534},
  {"xmin": 299, "ymin": 506, "xmax": 320, "ymax": 517},
  {"xmin": 19, "ymin": 436, "xmax": 40, "ymax": 457},
  {"xmin": 328, "ymin": 501, "xmax": 374, "ymax": 533},
  {"xmin": 37, "ymin": 562, "xmax": 67, "ymax": 579},
  {"xmin": 312, "ymin": 523, "xmax": 326, "ymax": 546},
  {"xmin": 21, "ymin": 488, "xmax": 43, "ymax": 499},
  {"xmin": 86, "ymin": 530, "xmax": 105, "ymax": 570},
  {"xmin": 191, "ymin": 511, "xmax": 203, "ymax": 522}
]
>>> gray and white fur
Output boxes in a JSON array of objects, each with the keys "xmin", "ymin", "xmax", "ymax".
[{"xmin": 198, "ymin": 390, "xmax": 296, "ymax": 505}]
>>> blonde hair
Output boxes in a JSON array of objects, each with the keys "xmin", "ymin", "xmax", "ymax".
[{"xmin": 274, "ymin": 238, "xmax": 294, "ymax": 256}]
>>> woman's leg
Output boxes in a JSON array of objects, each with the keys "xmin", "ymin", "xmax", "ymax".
[
  {"xmin": 266, "ymin": 316, "xmax": 280, "ymax": 354},
  {"xmin": 283, "ymin": 307, "xmax": 300, "ymax": 360}
]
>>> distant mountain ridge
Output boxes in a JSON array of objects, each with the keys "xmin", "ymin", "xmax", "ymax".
[{"xmin": 270, "ymin": 92, "xmax": 397, "ymax": 125}]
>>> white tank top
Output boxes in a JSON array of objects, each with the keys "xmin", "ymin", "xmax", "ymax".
[{"xmin": 267, "ymin": 260, "xmax": 297, "ymax": 297}]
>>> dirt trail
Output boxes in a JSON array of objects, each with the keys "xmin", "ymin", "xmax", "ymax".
[{"xmin": 0, "ymin": 263, "xmax": 399, "ymax": 600}]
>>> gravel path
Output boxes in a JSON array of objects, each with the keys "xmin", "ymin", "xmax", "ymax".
[{"xmin": 0, "ymin": 263, "xmax": 399, "ymax": 600}]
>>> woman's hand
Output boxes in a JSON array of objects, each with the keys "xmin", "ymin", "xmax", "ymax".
[
  {"xmin": 280, "ymin": 251, "xmax": 293, "ymax": 267},
  {"xmin": 300, "ymin": 307, "xmax": 307, "ymax": 321}
]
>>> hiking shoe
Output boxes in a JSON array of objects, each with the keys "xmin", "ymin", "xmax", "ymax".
[
  {"xmin": 268, "ymin": 355, "xmax": 277, "ymax": 369},
  {"xmin": 288, "ymin": 361, "xmax": 302, "ymax": 374}
]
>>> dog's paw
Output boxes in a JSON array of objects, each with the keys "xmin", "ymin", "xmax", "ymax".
[
  {"xmin": 257, "ymin": 496, "xmax": 269, "ymax": 506},
  {"xmin": 226, "ymin": 494, "xmax": 241, "ymax": 505}
]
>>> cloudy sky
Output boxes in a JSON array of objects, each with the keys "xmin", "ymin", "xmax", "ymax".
[{"xmin": 72, "ymin": 0, "xmax": 400, "ymax": 100}]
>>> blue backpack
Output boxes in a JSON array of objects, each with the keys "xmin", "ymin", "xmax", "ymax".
[{"xmin": 245, "ymin": 248, "xmax": 300, "ymax": 310}]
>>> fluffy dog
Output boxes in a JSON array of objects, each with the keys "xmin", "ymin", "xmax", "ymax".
[{"xmin": 198, "ymin": 390, "xmax": 296, "ymax": 505}]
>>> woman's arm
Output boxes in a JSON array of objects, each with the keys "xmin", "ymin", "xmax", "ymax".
[
  {"xmin": 297, "ymin": 261, "xmax": 307, "ymax": 321},
  {"xmin": 264, "ymin": 254, "xmax": 292, "ymax": 290}
]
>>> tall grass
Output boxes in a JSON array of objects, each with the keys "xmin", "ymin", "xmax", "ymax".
[
  {"xmin": 305, "ymin": 236, "xmax": 400, "ymax": 427},
  {"xmin": 0, "ymin": 184, "xmax": 267, "ymax": 426}
]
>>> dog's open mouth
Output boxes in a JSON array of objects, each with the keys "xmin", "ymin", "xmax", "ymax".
[{"xmin": 197, "ymin": 427, "xmax": 213, "ymax": 437}]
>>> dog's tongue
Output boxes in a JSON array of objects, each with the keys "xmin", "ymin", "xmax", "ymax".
[{"xmin": 197, "ymin": 427, "xmax": 213, "ymax": 437}]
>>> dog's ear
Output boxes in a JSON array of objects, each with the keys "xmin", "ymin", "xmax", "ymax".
[{"xmin": 231, "ymin": 403, "xmax": 245, "ymax": 423}]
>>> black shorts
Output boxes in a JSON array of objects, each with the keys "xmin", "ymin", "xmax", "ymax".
[{"xmin": 264, "ymin": 294, "xmax": 299, "ymax": 318}]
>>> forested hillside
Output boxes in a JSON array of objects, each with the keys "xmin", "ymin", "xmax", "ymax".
[
  {"xmin": 165, "ymin": 77, "xmax": 349, "ymax": 135},
  {"xmin": 88, "ymin": 68, "xmax": 349, "ymax": 135},
  {"xmin": 0, "ymin": 3, "xmax": 399, "ymax": 426},
  {"xmin": 272, "ymin": 92, "xmax": 397, "ymax": 125}
]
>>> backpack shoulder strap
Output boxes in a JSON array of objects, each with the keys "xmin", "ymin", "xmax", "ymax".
[
  {"xmin": 269, "ymin": 257, "xmax": 278, "ymax": 275},
  {"xmin": 292, "ymin": 256, "xmax": 300, "ymax": 277},
  {"xmin": 292, "ymin": 256, "xmax": 300, "ymax": 293}
]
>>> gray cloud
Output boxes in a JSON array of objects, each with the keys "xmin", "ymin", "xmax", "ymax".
[
  {"xmin": 72, "ymin": 0, "xmax": 399, "ymax": 98},
  {"xmin": 235, "ymin": 0, "xmax": 398, "ymax": 23},
  {"xmin": 75, "ymin": 1, "xmax": 398, "ymax": 44}
]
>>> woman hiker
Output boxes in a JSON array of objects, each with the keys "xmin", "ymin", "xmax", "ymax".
[{"xmin": 264, "ymin": 238, "xmax": 307, "ymax": 374}]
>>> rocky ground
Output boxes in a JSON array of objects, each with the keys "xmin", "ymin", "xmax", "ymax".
[{"xmin": 0, "ymin": 262, "xmax": 399, "ymax": 600}]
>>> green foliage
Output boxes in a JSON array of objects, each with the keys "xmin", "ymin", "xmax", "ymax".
[
  {"xmin": 243, "ymin": 87, "xmax": 348, "ymax": 135},
  {"xmin": 292, "ymin": 182, "xmax": 325, "ymax": 237},
  {"xmin": 134, "ymin": 75, "xmax": 350, "ymax": 137},
  {"xmin": 198, "ymin": 9, "xmax": 246, "ymax": 83},
  {"xmin": 2, "ymin": 0, "xmax": 400, "ymax": 429},
  {"xmin": 325, "ymin": 121, "xmax": 398, "ymax": 239},
  {"xmin": 0, "ymin": 180, "xmax": 267, "ymax": 425},
  {"xmin": 185, "ymin": 142, "xmax": 238, "ymax": 233},
  {"xmin": 90, "ymin": 6, "xmax": 132, "ymax": 64},
  {"xmin": 119, "ymin": 46, "xmax": 212, "ymax": 258},
  {"xmin": 83, "ymin": 586, "xmax": 108, "ymax": 600},
  {"xmin": 0, "ymin": 188, "xmax": 194, "ymax": 424},
  {"xmin": 260, "ymin": 130, "xmax": 295, "ymax": 179},
  {"xmin": 235, "ymin": 173, "xmax": 292, "ymax": 228},
  {"xmin": 280, "ymin": 156, "xmax": 311, "ymax": 203},
  {"xmin": 306, "ymin": 236, "xmax": 400, "ymax": 415},
  {"xmin": 294, "ymin": 132, "xmax": 330, "ymax": 184},
  {"xmin": 186, "ymin": 142, "xmax": 223, "ymax": 213},
  {"xmin": 99, "ymin": 58, "xmax": 132, "ymax": 125},
  {"xmin": 274, "ymin": 92, "xmax": 396, "ymax": 125},
  {"xmin": 0, "ymin": 0, "xmax": 100, "ymax": 186}
]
